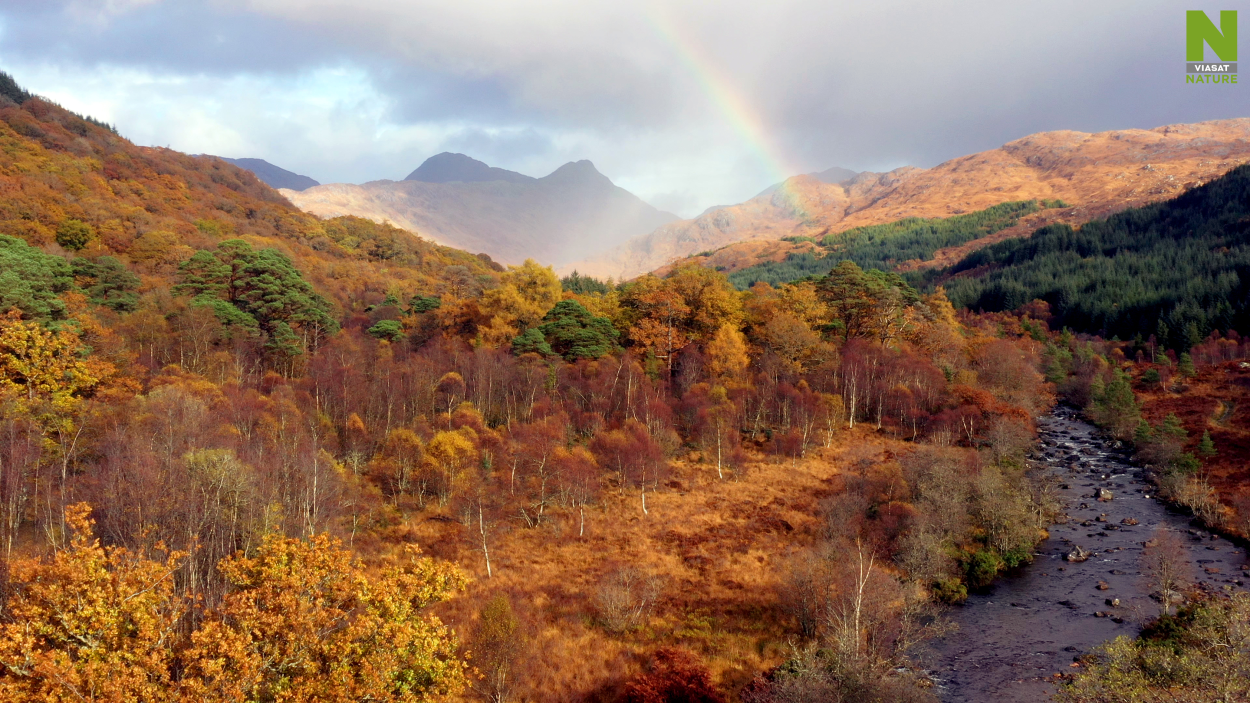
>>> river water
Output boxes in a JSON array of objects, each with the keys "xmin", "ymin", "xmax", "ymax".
[{"xmin": 923, "ymin": 408, "xmax": 1250, "ymax": 703}]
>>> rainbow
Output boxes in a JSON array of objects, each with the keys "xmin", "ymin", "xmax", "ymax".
[{"xmin": 646, "ymin": 5, "xmax": 810, "ymax": 218}]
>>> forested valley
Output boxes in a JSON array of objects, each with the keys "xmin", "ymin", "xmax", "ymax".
[{"xmin": 1, "ymin": 71, "xmax": 1248, "ymax": 703}]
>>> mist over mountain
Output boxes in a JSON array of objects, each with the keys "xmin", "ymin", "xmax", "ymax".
[
  {"xmin": 698, "ymin": 166, "xmax": 860, "ymax": 218},
  {"xmin": 284, "ymin": 155, "xmax": 678, "ymax": 267},
  {"xmin": 754, "ymin": 165, "xmax": 860, "ymax": 199},
  {"xmin": 214, "ymin": 157, "xmax": 320, "ymax": 191}
]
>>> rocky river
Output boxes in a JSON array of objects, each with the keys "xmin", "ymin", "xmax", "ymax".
[{"xmin": 924, "ymin": 408, "xmax": 1250, "ymax": 702}]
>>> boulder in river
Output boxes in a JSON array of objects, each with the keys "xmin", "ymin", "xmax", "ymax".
[
  {"xmin": 1096, "ymin": 488, "xmax": 1114, "ymax": 502},
  {"xmin": 1121, "ymin": 517, "xmax": 1139, "ymax": 526},
  {"xmin": 1096, "ymin": 580, "xmax": 1110, "ymax": 590},
  {"xmin": 1067, "ymin": 546, "xmax": 1092, "ymax": 562}
]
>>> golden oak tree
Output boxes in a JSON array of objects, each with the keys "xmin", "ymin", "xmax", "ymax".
[
  {"xmin": 0, "ymin": 310, "xmax": 102, "ymax": 411},
  {"xmin": 182, "ymin": 534, "xmax": 469, "ymax": 702},
  {"xmin": 476, "ymin": 260, "xmax": 561, "ymax": 346},
  {"xmin": 0, "ymin": 503, "xmax": 186, "ymax": 703}
]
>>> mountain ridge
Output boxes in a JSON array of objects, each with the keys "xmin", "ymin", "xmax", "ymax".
[
  {"xmin": 405, "ymin": 152, "xmax": 532, "ymax": 184},
  {"xmin": 566, "ymin": 119, "xmax": 1250, "ymax": 280},
  {"xmin": 214, "ymin": 156, "xmax": 321, "ymax": 191},
  {"xmin": 284, "ymin": 157, "xmax": 678, "ymax": 267}
]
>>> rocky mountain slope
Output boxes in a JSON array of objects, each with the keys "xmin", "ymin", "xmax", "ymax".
[
  {"xmin": 282, "ymin": 155, "xmax": 678, "ymax": 267},
  {"xmin": 568, "ymin": 119, "xmax": 1250, "ymax": 280}
]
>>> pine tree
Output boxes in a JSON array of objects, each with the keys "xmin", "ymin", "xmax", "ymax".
[
  {"xmin": 0, "ymin": 234, "xmax": 75, "ymax": 322},
  {"xmin": 1198, "ymin": 430, "xmax": 1217, "ymax": 458},
  {"xmin": 510, "ymin": 328, "xmax": 552, "ymax": 357},
  {"xmin": 1178, "ymin": 352, "xmax": 1196, "ymax": 377},
  {"xmin": 1159, "ymin": 413, "xmax": 1187, "ymax": 442},
  {"xmin": 536, "ymin": 299, "xmax": 619, "ymax": 361},
  {"xmin": 175, "ymin": 239, "xmax": 339, "ymax": 354}
]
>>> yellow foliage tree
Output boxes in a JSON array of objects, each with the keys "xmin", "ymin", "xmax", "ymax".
[
  {"xmin": 0, "ymin": 505, "xmax": 470, "ymax": 702},
  {"xmin": 0, "ymin": 310, "xmax": 102, "ymax": 411},
  {"xmin": 425, "ymin": 428, "xmax": 480, "ymax": 504},
  {"xmin": 0, "ymin": 503, "xmax": 186, "ymax": 703},
  {"xmin": 476, "ymin": 260, "xmax": 561, "ymax": 346},
  {"xmin": 622, "ymin": 265, "xmax": 742, "ymax": 374},
  {"xmin": 704, "ymin": 323, "xmax": 750, "ymax": 383},
  {"xmin": 183, "ymin": 533, "xmax": 468, "ymax": 702}
]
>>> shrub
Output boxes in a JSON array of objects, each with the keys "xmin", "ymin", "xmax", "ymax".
[
  {"xmin": 367, "ymin": 319, "xmax": 405, "ymax": 342},
  {"xmin": 964, "ymin": 549, "xmax": 1003, "ymax": 589},
  {"xmin": 55, "ymin": 218, "xmax": 94, "ymax": 250},
  {"xmin": 932, "ymin": 578, "xmax": 968, "ymax": 605},
  {"xmin": 595, "ymin": 567, "xmax": 662, "ymax": 632},
  {"xmin": 623, "ymin": 648, "xmax": 725, "ymax": 703}
]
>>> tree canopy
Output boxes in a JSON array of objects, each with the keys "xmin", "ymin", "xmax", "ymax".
[
  {"xmin": 175, "ymin": 239, "xmax": 339, "ymax": 350},
  {"xmin": 534, "ymin": 299, "xmax": 620, "ymax": 361},
  {"xmin": 0, "ymin": 234, "xmax": 74, "ymax": 322},
  {"xmin": 939, "ymin": 165, "xmax": 1250, "ymax": 348}
]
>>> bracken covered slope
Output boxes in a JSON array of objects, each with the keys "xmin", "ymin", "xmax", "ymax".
[
  {"xmin": 569, "ymin": 119, "xmax": 1250, "ymax": 280},
  {"xmin": 0, "ymin": 91, "xmax": 499, "ymax": 312}
]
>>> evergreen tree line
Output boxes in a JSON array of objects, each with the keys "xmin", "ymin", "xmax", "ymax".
[
  {"xmin": 938, "ymin": 165, "xmax": 1250, "ymax": 349},
  {"xmin": 0, "ymin": 70, "xmax": 116, "ymax": 133},
  {"xmin": 727, "ymin": 200, "xmax": 1044, "ymax": 289}
]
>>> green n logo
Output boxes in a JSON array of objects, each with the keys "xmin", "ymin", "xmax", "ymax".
[{"xmin": 1187, "ymin": 11, "xmax": 1237, "ymax": 61}]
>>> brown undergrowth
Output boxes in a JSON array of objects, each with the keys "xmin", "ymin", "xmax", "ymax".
[{"xmin": 399, "ymin": 434, "xmax": 901, "ymax": 702}]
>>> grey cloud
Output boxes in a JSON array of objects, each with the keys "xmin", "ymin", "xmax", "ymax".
[{"xmin": 0, "ymin": 0, "xmax": 1240, "ymax": 212}]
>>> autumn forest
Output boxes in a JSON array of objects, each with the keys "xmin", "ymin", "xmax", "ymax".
[{"xmin": 1, "ymin": 70, "xmax": 1249, "ymax": 703}]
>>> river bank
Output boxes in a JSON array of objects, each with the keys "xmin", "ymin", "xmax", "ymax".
[{"xmin": 923, "ymin": 408, "xmax": 1250, "ymax": 703}]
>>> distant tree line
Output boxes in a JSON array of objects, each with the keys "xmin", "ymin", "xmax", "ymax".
[
  {"xmin": 939, "ymin": 165, "xmax": 1250, "ymax": 350},
  {"xmin": 728, "ymin": 200, "xmax": 1044, "ymax": 289}
]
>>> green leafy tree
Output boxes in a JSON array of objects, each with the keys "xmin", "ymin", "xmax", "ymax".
[
  {"xmin": 729, "ymin": 200, "xmax": 1040, "ymax": 289},
  {"xmin": 1198, "ymin": 430, "xmax": 1216, "ymax": 458},
  {"xmin": 1159, "ymin": 412, "xmax": 1187, "ymax": 442},
  {"xmin": 1058, "ymin": 593, "xmax": 1250, "ymax": 703},
  {"xmin": 0, "ymin": 235, "xmax": 74, "ymax": 322},
  {"xmin": 561, "ymin": 271, "xmax": 611, "ymax": 295},
  {"xmin": 937, "ymin": 166, "xmax": 1250, "ymax": 344},
  {"xmin": 1043, "ymin": 343, "xmax": 1073, "ymax": 384},
  {"xmin": 535, "ymin": 300, "xmax": 619, "ymax": 361},
  {"xmin": 72, "ymin": 256, "xmax": 140, "ymax": 312},
  {"xmin": 1093, "ymin": 370, "xmax": 1140, "ymax": 439},
  {"xmin": 815, "ymin": 260, "xmax": 919, "ymax": 342},
  {"xmin": 55, "ymin": 219, "xmax": 93, "ymax": 251},
  {"xmin": 510, "ymin": 328, "xmax": 552, "ymax": 357},
  {"xmin": 1178, "ymin": 352, "xmax": 1196, "ymax": 378},
  {"xmin": 368, "ymin": 319, "xmax": 405, "ymax": 342},
  {"xmin": 409, "ymin": 295, "xmax": 442, "ymax": 314},
  {"xmin": 175, "ymin": 239, "xmax": 339, "ymax": 355}
]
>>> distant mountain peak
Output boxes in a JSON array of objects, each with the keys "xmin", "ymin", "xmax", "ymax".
[
  {"xmin": 405, "ymin": 152, "xmax": 532, "ymax": 184},
  {"xmin": 215, "ymin": 157, "xmax": 320, "ymax": 191},
  {"xmin": 540, "ymin": 160, "xmax": 613, "ymax": 188}
]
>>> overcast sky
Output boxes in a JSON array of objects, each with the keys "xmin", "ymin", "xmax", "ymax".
[{"xmin": 0, "ymin": 1, "xmax": 1243, "ymax": 216}]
